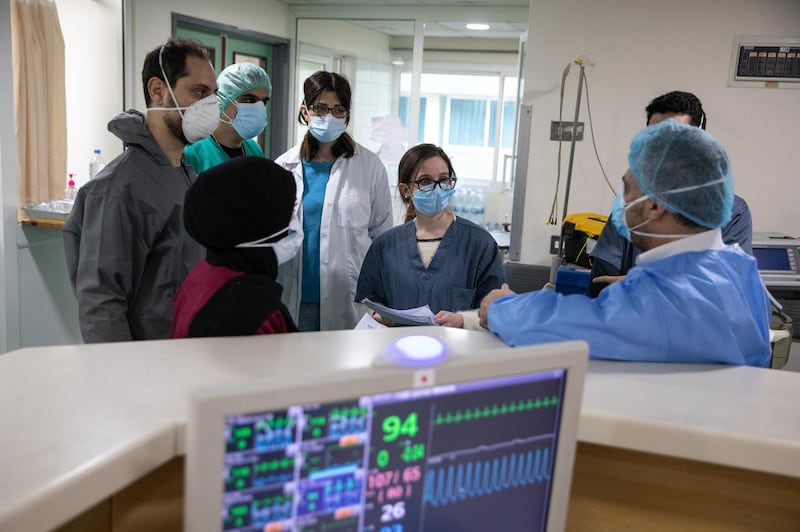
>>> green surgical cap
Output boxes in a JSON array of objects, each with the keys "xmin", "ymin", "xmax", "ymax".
[
  {"xmin": 628, "ymin": 119, "xmax": 733, "ymax": 229},
  {"xmin": 216, "ymin": 63, "xmax": 272, "ymax": 111}
]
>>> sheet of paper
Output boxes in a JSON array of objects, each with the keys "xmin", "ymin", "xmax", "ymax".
[
  {"xmin": 360, "ymin": 298, "xmax": 436, "ymax": 326},
  {"xmin": 354, "ymin": 312, "xmax": 388, "ymax": 330}
]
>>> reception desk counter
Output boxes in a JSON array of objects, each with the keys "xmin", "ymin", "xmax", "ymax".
[{"xmin": 1, "ymin": 328, "xmax": 799, "ymax": 531}]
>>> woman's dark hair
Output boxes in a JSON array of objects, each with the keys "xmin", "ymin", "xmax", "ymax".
[
  {"xmin": 141, "ymin": 38, "xmax": 210, "ymax": 107},
  {"xmin": 398, "ymin": 144, "xmax": 456, "ymax": 222},
  {"xmin": 298, "ymin": 71, "xmax": 356, "ymax": 160}
]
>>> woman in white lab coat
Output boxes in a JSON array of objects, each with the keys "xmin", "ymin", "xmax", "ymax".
[{"xmin": 275, "ymin": 71, "xmax": 393, "ymax": 331}]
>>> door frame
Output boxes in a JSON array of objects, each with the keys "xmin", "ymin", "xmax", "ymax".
[{"xmin": 171, "ymin": 13, "xmax": 291, "ymax": 157}]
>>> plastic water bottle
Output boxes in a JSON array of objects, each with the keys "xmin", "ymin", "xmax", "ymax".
[
  {"xmin": 474, "ymin": 189, "xmax": 485, "ymax": 227},
  {"xmin": 452, "ymin": 188, "xmax": 465, "ymax": 218},
  {"xmin": 64, "ymin": 173, "xmax": 77, "ymax": 200},
  {"xmin": 89, "ymin": 149, "xmax": 106, "ymax": 179},
  {"xmin": 465, "ymin": 189, "xmax": 478, "ymax": 224}
]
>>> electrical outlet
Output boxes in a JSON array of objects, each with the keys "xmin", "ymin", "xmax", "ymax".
[
  {"xmin": 550, "ymin": 235, "xmax": 560, "ymax": 255},
  {"xmin": 550, "ymin": 121, "xmax": 584, "ymax": 141}
]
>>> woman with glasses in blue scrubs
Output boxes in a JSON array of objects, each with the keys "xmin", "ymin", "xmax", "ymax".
[
  {"xmin": 275, "ymin": 71, "xmax": 393, "ymax": 332},
  {"xmin": 355, "ymin": 144, "xmax": 506, "ymax": 329}
]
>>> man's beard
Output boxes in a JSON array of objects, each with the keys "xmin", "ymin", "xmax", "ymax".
[{"xmin": 164, "ymin": 112, "xmax": 189, "ymax": 145}]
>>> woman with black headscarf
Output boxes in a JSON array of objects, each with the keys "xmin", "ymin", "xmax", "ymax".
[{"xmin": 172, "ymin": 156, "xmax": 299, "ymax": 337}]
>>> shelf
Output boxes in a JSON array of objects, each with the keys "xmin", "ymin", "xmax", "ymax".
[{"xmin": 20, "ymin": 217, "xmax": 66, "ymax": 229}]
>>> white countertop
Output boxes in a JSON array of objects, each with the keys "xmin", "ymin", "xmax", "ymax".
[
  {"xmin": 1, "ymin": 328, "xmax": 799, "ymax": 531},
  {"xmin": 578, "ymin": 360, "xmax": 800, "ymax": 477}
]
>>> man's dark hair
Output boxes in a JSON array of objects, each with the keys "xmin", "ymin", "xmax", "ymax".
[
  {"xmin": 645, "ymin": 91, "xmax": 706, "ymax": 129},
  {"xmin": 141, "ymin": 38, "xmax": 210, "ymax": 106}
]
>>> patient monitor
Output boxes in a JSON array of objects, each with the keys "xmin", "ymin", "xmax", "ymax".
[
  {"xmin": 184, "ymin": 338, "xmax": 588, "ymax": 532},
  {"xmin": 752, "ymin": 232, "xmax": 800, "ymax": 288}
]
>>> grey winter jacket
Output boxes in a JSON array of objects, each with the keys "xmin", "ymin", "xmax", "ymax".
[{"xmin": 63, "ymin": 110, "xmax": 203, "ymax": 343}]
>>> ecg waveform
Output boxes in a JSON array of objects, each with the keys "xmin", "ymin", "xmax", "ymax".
[
  {"xmin": 433, "ymin": 396, "xmax": 559, "ymax": 426},
  {"xmin": 422, "ymin": 448, "xmax": 551, "ymax": 507}
]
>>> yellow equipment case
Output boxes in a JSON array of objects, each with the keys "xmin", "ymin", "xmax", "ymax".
[{"xmin": 562, "ymin": 212, "xmax": 608, "ymax": 268}]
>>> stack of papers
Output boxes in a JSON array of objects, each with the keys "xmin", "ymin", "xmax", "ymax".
[
  {"xmin": 354, "ymin": 313, "xmax": 387, "ymax": 330},
  {"xmin": 360, "ymin": 298, "xmax": 436, "ymax": 326}
]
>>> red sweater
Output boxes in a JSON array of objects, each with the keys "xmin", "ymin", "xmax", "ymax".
[{"xmin": 172, "ymin": 261, "xmax": 292, "ymax": 338}]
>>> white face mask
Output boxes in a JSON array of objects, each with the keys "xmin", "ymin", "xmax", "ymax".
[
  {"xmin": 148, "ymin": 45, "xmax": 219, "ymax": 144},
  {"xmin": 235, "ymin": 216, "xmax": 304, "ymax": 265}
]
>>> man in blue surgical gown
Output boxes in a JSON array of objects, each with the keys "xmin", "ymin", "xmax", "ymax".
[
  {"xmin": 478, "ymin": 120, "xmax": 771, "ymax": 367},
  {"xmin": 588, "ymin": 90, "xmax": 753, "ymax": 297}
]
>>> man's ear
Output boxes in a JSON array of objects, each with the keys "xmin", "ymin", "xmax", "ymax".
[
  {"xmin": 147, "ymin": 77, "xmax": 168, "ymax": 106},
  {"xmin": 645, "ymin": 199, "xmax": 667, "ymax": 221}
]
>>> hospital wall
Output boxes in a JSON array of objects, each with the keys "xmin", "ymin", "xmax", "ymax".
[{"xmin": 520, "ymin": 0, "xmax": 800, "ymax": 265}]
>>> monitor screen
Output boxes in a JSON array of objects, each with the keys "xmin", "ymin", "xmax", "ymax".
[
  {"xmin": 185, "ymin": 338, "xmax": 588, "ymax": 532},
  {"xmin": 753, "ymin": 247, "xmax": 792, "ymax": 271},
  {"xmin": 221, "ymin": 369, "xmax": 566, "ymax": 532}
]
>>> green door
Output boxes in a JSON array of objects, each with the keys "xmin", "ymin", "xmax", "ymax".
[
  {"xmin": 174, "ymin": 23, "xmax": 223, "ymax": 71},
  {"xmin": 175, "ymin": 23, "xmax": 275, "ymax": 157}
]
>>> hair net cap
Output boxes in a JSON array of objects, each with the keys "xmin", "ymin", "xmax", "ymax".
[
  {"xmin": 184, "ymin": 156, "xmax": 295, "ymax": 249},
  {"xmin": 628, "ymin": 119, "xmax": 733, "ymax": 228},
  {"xmin": 216, "ymin": 63, "xmax": 272, "ymax": 111}
]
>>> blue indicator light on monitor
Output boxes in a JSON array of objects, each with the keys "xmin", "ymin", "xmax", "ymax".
[{"xmin": 387, "ymin": 335, "xmax": 447, "ymax": 366}]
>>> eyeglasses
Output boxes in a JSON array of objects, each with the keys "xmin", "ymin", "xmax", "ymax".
[
  {"xmin": 414, "ymin": 177, "xmax": 457, "ymax": 192},
  {"xmin": 307, "ymin": 103, "xmax": 348, "ymax": 118}
]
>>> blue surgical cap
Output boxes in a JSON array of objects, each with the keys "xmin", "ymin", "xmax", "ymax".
[
  {"xmin": 628, "ymin": 119, "xmax": 733, "ymax": 228},
  {"xmin": 216, "ymin": 63, "xmax": 272, "ymax": 112}
]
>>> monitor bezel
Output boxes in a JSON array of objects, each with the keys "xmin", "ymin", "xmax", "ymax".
[{"xmin": 184, "ymin": 341, "xmax": 588, "ymax": 532}]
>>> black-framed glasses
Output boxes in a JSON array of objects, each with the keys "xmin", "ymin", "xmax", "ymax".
[
  {"xmin": 307, "ymin": 103, "xmax": 348, "ymax": 118},
  {"xmin": 414, "ymin": 177, "xmax": 457, "ymax": 192}
]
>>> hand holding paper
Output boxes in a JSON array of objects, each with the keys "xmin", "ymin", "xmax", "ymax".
[{"xmin": 360, "ymin": 298, "xmax": 436, "ymax": 326}]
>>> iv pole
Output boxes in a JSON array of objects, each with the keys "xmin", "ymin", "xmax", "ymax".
[
  {"xmin": 557, "ymin": 59, "xmax": 586, "ymax": 260},
  {"xmin": 548, "ymin": 58, "xmax": 588, "ymax": 286}
]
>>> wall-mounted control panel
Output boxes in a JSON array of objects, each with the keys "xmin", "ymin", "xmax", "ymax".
[{"xmin": 729, "ymin": 37, "xmax": 800, "ymax": 87}]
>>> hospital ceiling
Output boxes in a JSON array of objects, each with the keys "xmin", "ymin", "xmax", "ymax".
[{"xmin": 276, "ymin": 0, "xmax": 530, "ymax": 39}]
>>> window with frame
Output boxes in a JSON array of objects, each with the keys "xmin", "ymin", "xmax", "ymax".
[{"xmin": 400, "ymin": 72, "xmax": 517, "ymax": 188}]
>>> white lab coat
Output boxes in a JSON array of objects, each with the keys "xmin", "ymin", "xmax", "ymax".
[{"xmin": 275, "ymin": 142, "xmax": 394, "ymax": 330}]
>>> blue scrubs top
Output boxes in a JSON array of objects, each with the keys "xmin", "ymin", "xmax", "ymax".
[
  {"xmin": 301, "ymin": 160, "xmax": 334, "ymax": 303},
  {"xmin": 355, "ymin": 217, "xmax": 506, "ymax": 312},
  {"xmin": 489, "ymin": 246, "xmax": 771, "ymax": 367},
  {"xmin": 184, "ymin": 137, "xmax": 263, "ymax": 175}
]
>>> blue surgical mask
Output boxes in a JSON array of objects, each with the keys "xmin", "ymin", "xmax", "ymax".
[
  {"xmin": 308, "ymin": 115, "xmax": 347, "ymax": 143},
  {"xmin": 611, "ymin": 187, "xmax": 649, "ymax": 241},
  {"xmin": 224, "ymin": 101, "xmax": 267, "ymax": 140},
  {"xmin": 412, "ymin": 187, "xmax": 455, "ymax": 216}
]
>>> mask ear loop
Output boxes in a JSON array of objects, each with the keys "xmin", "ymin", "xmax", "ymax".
[
  {"xmin": 157, "ymin": 45, "xmax": 185, "ymax": 119},
  {"xmin": 220, "ymin": 99, "xmax": 239, "ymax": 124},
  {"xmin": 235, "ymin": 226, "xmax": 291, "ymax": 248}
]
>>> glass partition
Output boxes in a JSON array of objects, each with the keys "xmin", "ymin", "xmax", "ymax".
[{"xmin": 294, "ymin": 16, "xmax": 524, "ymax": 231}]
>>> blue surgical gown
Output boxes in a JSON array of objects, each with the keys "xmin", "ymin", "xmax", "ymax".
[
  {"xmin": 356, "ymin": 217, "xmax": 506, "ymax": 312},
  {"xmin": 489, "ymin": 246, "xmax": 771, "ymax": 367}
]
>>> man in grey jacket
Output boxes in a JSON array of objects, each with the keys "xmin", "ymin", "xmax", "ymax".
[{"xmin": 64, "ymin": 38, "xmax": 218, "ymax": 342}]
